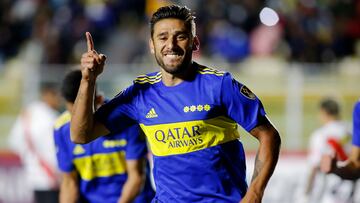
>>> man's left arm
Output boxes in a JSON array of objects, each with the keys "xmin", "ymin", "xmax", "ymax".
[
  {"xmin": 241, "ymin": 121, "xmax": 281, "ymax": 203},
  {"xmin": 60, "ymin": 171, "xmax": 79, "ymax": 203},
  {"xmin": 117, "ymin": 159, "xmax": 145, "ymax": 203}
]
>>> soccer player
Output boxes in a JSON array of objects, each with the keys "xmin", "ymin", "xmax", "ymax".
[
  {"xmin": 54, "ymin": 70, "xmax": 154, "ymax": 203},
  {"xmin": 321, "ymin": 100, "xmax": 360, "ymax": 180},
  {"xmin": 71, "ymin": 5, "xmax": 281, "ymax": 203},
  {"xmin": 304, "ymin": 98, "xmax": 352, "ymax": 202},
  {"xmin": 8, "ymin": 83, "xmax": 61, "ymax": 203}
]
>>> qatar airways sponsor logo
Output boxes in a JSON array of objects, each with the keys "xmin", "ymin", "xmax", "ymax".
[{"xmin": 153, "ymin": 125, "xmax": 203, "ymax": 148}]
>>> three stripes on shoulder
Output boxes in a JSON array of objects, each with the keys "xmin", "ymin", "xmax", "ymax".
[{"xmin": 134, "ymin": 67, "xmax": 225, "ymax": 85}]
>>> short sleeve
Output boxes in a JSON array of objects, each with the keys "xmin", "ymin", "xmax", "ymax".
[
  {"xmin": 307, "ymin": 131, "xmax": 323, "ymax": 166},
  {"xmin": 125, "ymin": 125, "xmax": 147, "ymax": 160},
  {"xmin": 352, "ymin": 101, "xmax": 360, "ymax": 147},
  {"xmin": 53, "ymin": 124, "xmax": 74, "ymax": 172},
  {"xmin": 220, "ymin": 73, "xmax": 267, "ymax": 132},
  {"xmin": 95, "ymin": 86, "xmax": 138, "ymax": 133}
]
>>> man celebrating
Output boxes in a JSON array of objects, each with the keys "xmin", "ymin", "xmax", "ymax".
[{"xmin": 71, "ymin": 5, "xmax": 281, "ymax": 203}]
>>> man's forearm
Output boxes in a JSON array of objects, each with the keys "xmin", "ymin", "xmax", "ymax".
[
  {"xmin": 248, "ymin": 130, "xmax": 281, "ymax": 197},
  {"xmin": 60, "ymin": 172, "xmax": 79, "ymax": 203},
  {"xmin": 118, "ymin": 159, "xmax": 145, "ymax": 203},
  {"xmin": 118, "ymin": 175, "xmax": 143, "ymax": 203},
  {"xmin": 70, "ymin": 78, "xmax": 96, "ymax": 144}
]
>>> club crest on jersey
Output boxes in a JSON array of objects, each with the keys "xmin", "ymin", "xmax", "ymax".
[{"xmin": 240, "ymin": 86, "xmax": 256, "ymax": 100}]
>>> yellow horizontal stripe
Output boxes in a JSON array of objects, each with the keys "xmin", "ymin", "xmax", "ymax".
[
  {"xmin": 200, "ymin": 67, "xmax": 224, "ymax": 72},
  {"xmin": 135, "ymin": 77, "xmax": 162, "ymax": 83},
  {"xmin": 135, "ymin": 75, "xmax": 162, "ymax": 81},
  {"xmin": 198, "ymin": 67, "xmax": 225, "ymax": 76},
  {"xmin": 134, "ymin": 72, "xmax": 162, "ymax": 84},
  {"xmin": 140, "ymin": 116, "xmax": 239, "ymax": 156},
  {"xmin": 137, "ymin": 72, "xmax": 161, "ymax": 78},
  {"xmin": 135, "ymin": 72, "xmax": 162, "ymax": 80},
  {"xmin": 201, "ymin": 67, "xmax": 224, "ymax": 72},
  {"xmin": 135, "ymin": 78, "xmax": 162, "ymax": 84},
  {"xmin": 73, "ymin": 151, "xmax": 126, "ymax": 181},
  {"xmin": 198, "ymin": 71, "xmax": 224, "ymax": 76},
  {"xmin": 135, "ymin": 77, "xmax": 162, "ymax": 82}
]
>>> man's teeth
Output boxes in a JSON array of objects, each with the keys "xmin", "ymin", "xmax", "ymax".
[{"xmin": 165, "ymin": 54, "xmax": 181, "ymax": 59}]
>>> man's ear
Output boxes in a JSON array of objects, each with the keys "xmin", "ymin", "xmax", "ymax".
[
  {"xmin": 192, "ymin": 36, "xmax": 200, "ymax": 51},
  {"xmin": 149, "ymin": 38, "xmax": 155, "ymax": 54}
]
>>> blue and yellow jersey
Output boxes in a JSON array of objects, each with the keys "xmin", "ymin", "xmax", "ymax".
[
  {"xmin": 96, "ymin": 62, "xmax": 267, "ymax": 203},
  {"xmin": 54, "ymin": 111, "xmax": 154, "ymax": 203},
  {"xmin": 353, "ymin": 101, "xmax": 360, "ymax": 147}
]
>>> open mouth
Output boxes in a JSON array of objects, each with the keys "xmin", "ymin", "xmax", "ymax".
[
  {"xmin": 164, "ymin": 53, "xmax": 183, "ymax": 60},
  {"xmin": 164, "ymin": 51, "xmax": 182, "ymax": 60}
]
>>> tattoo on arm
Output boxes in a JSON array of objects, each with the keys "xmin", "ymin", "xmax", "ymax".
[{"xmin": 251, "ymin": 152, "xmax": 264, "ymax": 182}]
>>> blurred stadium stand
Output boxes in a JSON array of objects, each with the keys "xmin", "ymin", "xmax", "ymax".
[
  {"xmin": 1, "ymin": 0, "xmax": 360, "ymax": 64},
  {"xmin": 0, "ymin": 0, "xmax": 360, "ymax": 202}
]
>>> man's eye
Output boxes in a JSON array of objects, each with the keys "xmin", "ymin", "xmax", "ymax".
[{"xmin": 177, "ymin": 35, "xmax": 187, "ymax": 40}]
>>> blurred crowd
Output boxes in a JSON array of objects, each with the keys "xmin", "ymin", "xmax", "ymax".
[{"xmin": 0, "ymin": 0, "xmax": 360, "ymax": 66}]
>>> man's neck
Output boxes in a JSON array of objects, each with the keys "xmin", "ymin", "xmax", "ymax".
[
  {"xmin": 160, "ymin": 62, "xmax": 195, "ymax": 87},
  {"xmin": 161, "ymin": 71, "xmax": 185, "ymax": 86},
  {"xmin": 324, "ymin": 117, "xmax": 339, "ymax": 125}
]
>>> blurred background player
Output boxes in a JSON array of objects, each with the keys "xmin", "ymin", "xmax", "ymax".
[
  {"xmin": 8, "ymin": 83, "xmax": 61, "ymax": 203},
  {"xmin": 304, "ymin": 98, "xmax": 354, "ymax": 203},
  {"xmin": 321, "ymin": 99, "xmax": 360, "ymax": 180},
  {"xmin": 54, "ymin": 69, "xmax": 154, "ymax": 203}
]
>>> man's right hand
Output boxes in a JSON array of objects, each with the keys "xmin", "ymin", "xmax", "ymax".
[{"xmin": 80, "ymin": 32, "xmax": 106, "ymax": 81}]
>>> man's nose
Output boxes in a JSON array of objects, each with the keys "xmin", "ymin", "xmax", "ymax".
[{"xmin": 166, "ymin": 37, "xmax": 177, "ymax": 49}]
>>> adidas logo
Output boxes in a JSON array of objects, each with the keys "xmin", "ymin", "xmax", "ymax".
[
  {"xmin": 73, "ymin": 145, "xmax": 85, "ymax": 155},
  {"xmin": 146, "ymin": 108, "xmax": 158, "ymax": 118}
]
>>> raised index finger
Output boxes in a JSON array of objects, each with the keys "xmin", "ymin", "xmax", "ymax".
[{"xmin": 86, "ymin": 32, "xmax": 94, "ymax": 52}]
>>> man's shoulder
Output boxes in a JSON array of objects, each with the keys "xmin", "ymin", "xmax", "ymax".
[
  {"xmin": 109, "ymin": 73, "xmax": 158, "ymax": 101},
  {"xmin": 27, "ymin": 101, "xmax": 58, "ymax": 117},
  {"xmin": 310, "ymin": 128, "xmax": 323, "ymax": 140},
  {"xmin": 54, "ymin": 111, "xmax": 71, "ymax": 130},
  {"xmin": 314, "ymin": 121, "xmax": 350, "ymax": 139},
  {"xmin": 196, "ymin": 63, "xmax": 227, "ymax": 78},
  {"xmin": 133, "ymin": 71, "xmax": 162, "ymax": 85}
]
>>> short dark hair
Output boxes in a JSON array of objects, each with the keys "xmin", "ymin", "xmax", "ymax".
[
  {"xmin": 320, "ymin": 98, "xmax": 340, "ymax": 117},
  {"xmin": 40, "ymin": 82, "xmax": 58, "ymax": 94},
  {"xmin": 150, "ymin": 5, "xmax": 196, "ymax": 37},
  {"xmin": 61, "ymin": 70, "xmax": 82, "ymax": 103}
]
